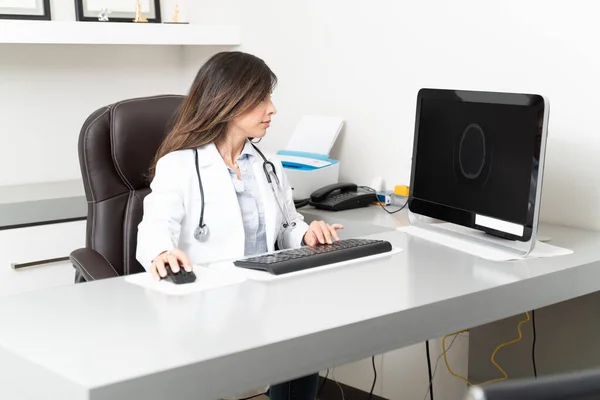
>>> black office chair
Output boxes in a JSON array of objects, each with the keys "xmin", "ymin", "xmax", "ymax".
[
  {"xmin": 465, "ymin": 367, "xmax": 600, "ymax": 400},
  {"xmin": 69, "ymin": 95, "xmax": 184, "ymax": 283}
]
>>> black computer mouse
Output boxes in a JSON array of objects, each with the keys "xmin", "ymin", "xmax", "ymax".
[{"xmin": 162, "ymin": 263, "xmax": 197, "ymax": 284}]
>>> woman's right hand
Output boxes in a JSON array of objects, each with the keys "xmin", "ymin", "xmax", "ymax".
[{"xmin": 150, "ymin": 248, "xmax": 193, "ymax": 281}]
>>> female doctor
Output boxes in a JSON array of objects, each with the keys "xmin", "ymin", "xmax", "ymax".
[{"xmin": 136, "ymin": 51, "xmax": 343, "ymax": 400}]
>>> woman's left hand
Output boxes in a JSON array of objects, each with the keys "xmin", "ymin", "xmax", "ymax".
[{"xmin": 303, "ymin": 220, "xmax": 344, "ymax": 246}]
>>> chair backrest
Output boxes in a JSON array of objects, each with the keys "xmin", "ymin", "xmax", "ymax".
[
  {"xmin": 78, "ymin": 95, "xmax": 184, "ymax": 276},
  {"xmin": 465, "ymin": 367, "xmax": 600, "ymax": 400}
]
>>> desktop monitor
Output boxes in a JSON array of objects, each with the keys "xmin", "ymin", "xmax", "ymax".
[{"xmin": 408, "ymin": 88, "xmax": 549, "ymax": 249}]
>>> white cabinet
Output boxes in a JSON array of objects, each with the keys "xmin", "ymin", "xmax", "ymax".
[{"xmin": 0, "ymin": 221, "xmax": 86, "ymax": 298}]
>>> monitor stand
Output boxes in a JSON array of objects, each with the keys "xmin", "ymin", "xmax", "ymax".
[
  {"xmin": 482, "ymin": 229, "xmax": 517, "ymax": 241},
  {"xmin": 407, "ymin": 212, "xmax": 537, "ymax": 260}
]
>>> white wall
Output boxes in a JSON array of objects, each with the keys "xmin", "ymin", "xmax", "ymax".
[
  {"xmin": 183, "ymin": 0, "xmax": 600, "ymax": 399},
  {"xmin": 187, "ymin": 0, "xmax": 600, "ymax": 232},
  {"xmin": 0, "ymin": 0, "xmax": 192, "ymax": 187},
  {"xmin": 0, "ymin": 44, "xmax": 185, "ymax": 186}
]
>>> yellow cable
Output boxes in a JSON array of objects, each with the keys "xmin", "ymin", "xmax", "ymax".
[
  {"xmin": 442, "ymin": 330, "xmax": 472, "ymax": 385},
  {"xmin": 443, "ymin": 312, "xmax": 530, "ymax": 386}
]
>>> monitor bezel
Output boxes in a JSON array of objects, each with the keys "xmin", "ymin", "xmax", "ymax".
[{"xmin": 408, "ymin": 88, "xmax": 549, "ymax": 243}]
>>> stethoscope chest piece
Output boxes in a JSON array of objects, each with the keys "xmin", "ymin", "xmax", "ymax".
[
  {"xmin": 191, "ymin": 144, "xmax": 293, "ymax": 243},
  {"xmin": 194, "ymin": 224, "xmax": 209, "ymax": 242}
]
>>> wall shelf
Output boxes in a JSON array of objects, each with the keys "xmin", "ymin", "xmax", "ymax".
[{"xmin": 0, "ymin": 20, "xmax": 241, "ymax": 46}]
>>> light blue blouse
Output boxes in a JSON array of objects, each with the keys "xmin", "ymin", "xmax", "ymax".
[{"xmin": 226, "ymin": 141, "xmax": 268, "ymax": 256}]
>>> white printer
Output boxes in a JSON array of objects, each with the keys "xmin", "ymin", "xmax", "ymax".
[
  {"xmin": 276, "ymin": 151, "xmax": 340, "ymax": 201},
  {"xmin": 276, "ymin": 115, "xmax": 343, "ymax": 201}
]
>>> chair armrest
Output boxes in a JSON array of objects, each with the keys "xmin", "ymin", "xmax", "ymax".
[{"xmin": 69, "ymin": 248, "xmax": 119, "ymax": 282}]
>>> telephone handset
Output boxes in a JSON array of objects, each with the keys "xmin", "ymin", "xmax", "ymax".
[{"xmin": 309, "ymin": 182, "xmax": 377, "ymax": 211}]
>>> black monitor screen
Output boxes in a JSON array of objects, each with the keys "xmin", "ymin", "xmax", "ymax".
[{"xmin": 408, "ymin": 89, "xmax": 546, "ymax": 241}]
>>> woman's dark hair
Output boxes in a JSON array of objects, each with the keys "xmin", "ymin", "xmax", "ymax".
[{"xmin": 148, "ymin": 51, "xmax": 277, "ymax": 179}]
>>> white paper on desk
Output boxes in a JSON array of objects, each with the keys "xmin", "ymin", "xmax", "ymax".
[
  {"xmin": 397, "ymin": 224, "xmax": 573, "ymax": 261},
  {"xmin": 124, "ymin": 268, "xmax": 246, "ymax": 295},
  {"xmin": 208, "ymin": 246, "xmax": 404, "ymax": 282},
  {"xmin": 285, "ymin": 115, "xmax": 344, "ymax": 155}
]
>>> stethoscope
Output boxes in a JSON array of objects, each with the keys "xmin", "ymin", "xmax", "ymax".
[{"xmin": 192, "ymin": 143, "xmax": 296, "ymax": 242}]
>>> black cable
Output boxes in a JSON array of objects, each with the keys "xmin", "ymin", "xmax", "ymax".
[
  {"xmin": 423, "ymin": 334, "xmax": 461, "ymax": 400},
  {"xmin": 375, "ymin": 198, "xmax": 408, "ymax": 214},
  {"xmin": 368, "ymin": 356, "xmax": 377, "ymax": 399},
  {"xmin": 426, "ymin": 340, "xmax": 434, "ymax": 400},
  {"xmin": 317, "ymin": 368, "xmax": 329, "ymax": 399},
  {"xmin": 532, "ymin": 309, "xmax": 538, "ymax": 378},
  {"xmin": 360, "ymin": 186, "xmax": 408, "ymax": 214}
]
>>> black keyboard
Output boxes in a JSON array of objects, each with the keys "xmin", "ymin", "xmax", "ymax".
[{"xmin": 233, "ymin": 238, "xmax": 393, "ymax": 275}]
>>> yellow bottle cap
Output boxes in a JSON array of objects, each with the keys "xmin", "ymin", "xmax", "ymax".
[{"xmin": 394, "ymin": 185, "xmax": 410, "ymax": 197}]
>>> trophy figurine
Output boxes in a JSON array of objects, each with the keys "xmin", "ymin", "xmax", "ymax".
[
  {"xmin": 133, "ymin": 0, "xmax": 148, "ymax": 22},
  {"xmin": 97, "ymin": 8, "xmax": 110, "ymax": 21},
  {"xmin": 164, "ymin": 3, "xmax": 189, "ymax": 24},
  {"xmin": 172, "ymin": 4, "xmax": 180, "ymax": 22}
]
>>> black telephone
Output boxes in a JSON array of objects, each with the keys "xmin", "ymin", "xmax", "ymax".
[{"xmin": 308, "ymin": 182, "xmax": 377, "ymax": 211}]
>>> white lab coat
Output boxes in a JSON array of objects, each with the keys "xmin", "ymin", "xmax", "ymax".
[{"xmin": 136, "ymin": 142, "xmax": 309, "ymax": 270}]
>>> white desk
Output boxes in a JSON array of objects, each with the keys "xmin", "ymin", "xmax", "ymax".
[{"xmin": 1, "ymin": 207, "xmax": 600, "ymax": 400}]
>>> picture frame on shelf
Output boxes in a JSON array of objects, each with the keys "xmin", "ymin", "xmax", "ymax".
[
  {"xmin": 74, "ymin": 0, "xmax": 161, "ymax": 23},
  {"xmin": 0, "ymin": 0, "xmax": 51, "ymax": 20}
]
